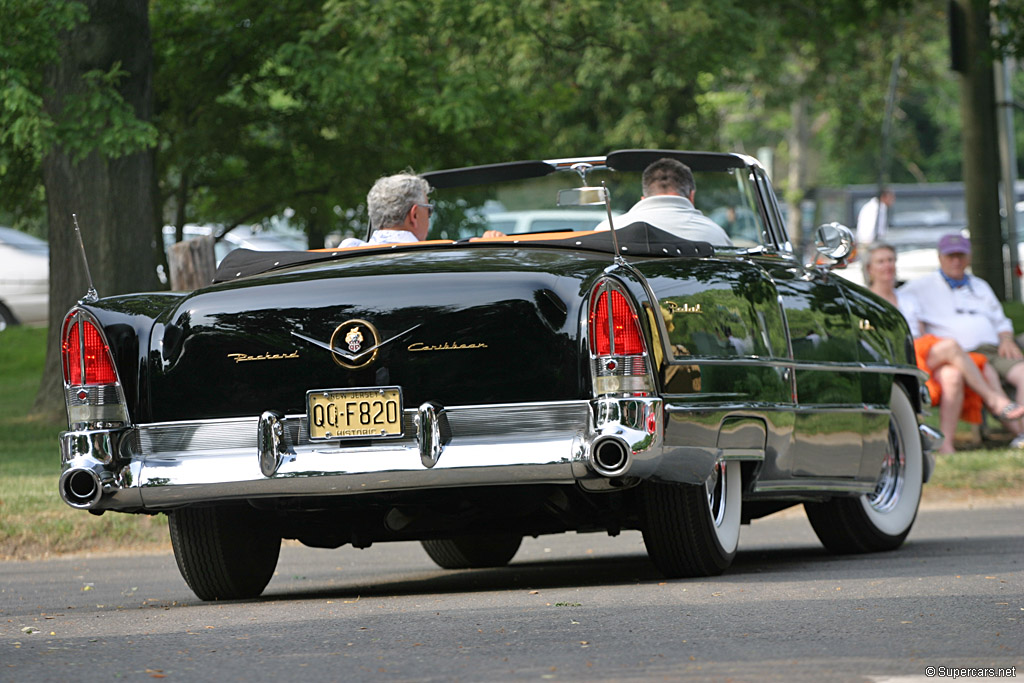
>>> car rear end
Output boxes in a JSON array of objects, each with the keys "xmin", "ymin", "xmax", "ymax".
[{"xmin": 57, "ymin": 246, "xmax": 668, "ymax": 513}]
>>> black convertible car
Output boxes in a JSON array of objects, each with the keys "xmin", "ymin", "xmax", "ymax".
[{"xmin": 58, "ymin": 150, "xmax": 936, "ymax": 600}]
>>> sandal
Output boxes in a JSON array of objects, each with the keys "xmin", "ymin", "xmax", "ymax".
[{"xmin": 1000, "ymin": 402, "xmax": 1024, "ymax": 421}]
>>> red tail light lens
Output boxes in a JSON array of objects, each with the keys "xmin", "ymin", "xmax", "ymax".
[
  {"xmin": 591, "ymin": 292, "xmax": 611, "ymax": 355},
  {"xmin": 62, "ymin": 318, "xmax": 117, "ymax": 386},
  {"xmin": 62, "ymin": 319, "xmax": 81, "ymax": 384},
  {"xmin": 609, "ymin": 291, "xmax": 643, "ymax": 355},
  {"xmin": 590, "ymin": 288, "xmax": 644, "ymax": 355}
]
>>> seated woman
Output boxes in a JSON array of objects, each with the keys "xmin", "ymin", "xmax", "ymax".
[{"xmin": 864, "ymin": 243, "xmax": 1024, "ymax": 453}]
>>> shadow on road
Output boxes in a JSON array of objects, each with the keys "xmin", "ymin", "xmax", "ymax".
[{"xmin": 252, "ymin": 531, "xmax": 1022, "ymax": 603}]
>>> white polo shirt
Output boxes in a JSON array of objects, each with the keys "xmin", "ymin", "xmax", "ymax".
[
  {"xmin": 897, "ymin": 270, "xmax": 1012, "ymax": 351},
  {"xmin": 594, "ymin": 195, "xmax": 733, "ymax": 246},
  {"xmin": 339, "ymin": 229, "xmax": 419, "ymax": 249}
]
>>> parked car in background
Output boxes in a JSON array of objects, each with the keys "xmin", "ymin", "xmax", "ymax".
[
  {"xmin": 483, "ymin": 209, "xmax": 613, "ymax": 234},
  {"xmin": 0, "ymin": 226, "xmax": 48, "ymax": 329},
  {"xmin": 163, "ymin": 223, "xmax": 308, "ymax": 265},
  {"xmin": 836, "ymin": 230, "xmax": 1024, "ymax": 291},
  {"xmin": 822, "ymin": 182, "xmax": 1024, "ymax": 291},
  {"xmin": 58, "ymin": 150, "xmax": 935, "ymax": 601}
]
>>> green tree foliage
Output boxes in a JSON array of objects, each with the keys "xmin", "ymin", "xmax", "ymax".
[
  {"xmin": 150, "ymin": 0, "xmax": 979, "ymax": 245},
  {"xmin": 2, "ymin": 0, "xmax": 1018, "ymax": 247},
  {"xmin": 0, "ymin": 0, "xmax": 157, "ymax": 235}
]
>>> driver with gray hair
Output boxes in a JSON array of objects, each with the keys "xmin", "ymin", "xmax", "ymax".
[{"xmin": 341, "ymin": 171, "xmax": 434, "ymax": 247}]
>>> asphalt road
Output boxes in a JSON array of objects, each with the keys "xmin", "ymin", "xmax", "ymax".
[{"xmin": 2, "ymin": 500, "xmax": 1021, "ymax": 682}]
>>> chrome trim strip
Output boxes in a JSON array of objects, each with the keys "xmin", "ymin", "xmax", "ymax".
[
  {"xmin": 719, "ymin": 448, "xmax": 764, "ymax": 461},
  {"xmin": 751, "ymin": 480, "xmax": 876, "ymax": 495},
  {"xmin": 138, "ymin": 459, "xmax": 583, "ymax": 508},
  {"xmin": 137, "ymin": 401, "xmax": 591, "ymax": 455},
  {"xmin": 664, "ymin": 403, "xmax": 891, "ymax": 414},
  {"xmin": 543, "ymin": 155, "xmax": 607, "ymax": 169},
  {"xmin": 664, "ymin": 355, "xmax": 926, "ymax": 380}
]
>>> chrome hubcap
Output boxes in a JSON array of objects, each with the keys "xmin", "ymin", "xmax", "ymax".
[
  {"xmin": 869, "ymin": 418, "xmax": 905, "ymax": 513},
  {"xmin": 706, "ymin": 461, "xmax": 727, "ymax": 527}
]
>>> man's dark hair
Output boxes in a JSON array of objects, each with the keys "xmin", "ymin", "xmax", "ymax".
[{"xmin": 641, "ymin": 158, "xmax": 696, "ymax": 197}]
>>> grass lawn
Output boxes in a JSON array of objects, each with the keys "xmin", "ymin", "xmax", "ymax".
[
  {"xmin": 0, "ymin": 325, "xmax": 1020, "ymax": 561},
  {"xmin": 0, "ymin": 326, "xmax": 167, "ymax": 560}
]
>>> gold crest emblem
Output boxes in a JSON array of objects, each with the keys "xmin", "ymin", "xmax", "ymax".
[
  {"xmin": 345, "ymin": 326, "xmax": 364, "ymax": 352},
  {"xmin": 328, "ymin": 319, "xmax": 381, "ymax": 369}
]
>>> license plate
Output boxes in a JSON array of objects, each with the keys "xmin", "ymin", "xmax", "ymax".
[{"xmin": 306, "ymin": 387, "xmax": 403, "ymax": 440}]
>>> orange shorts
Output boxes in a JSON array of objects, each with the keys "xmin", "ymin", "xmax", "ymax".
[{"xmin": 914, "ymin": 334, "xmax": 988, "ymax": 424}]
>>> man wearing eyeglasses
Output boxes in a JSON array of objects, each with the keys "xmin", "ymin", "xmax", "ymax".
[
  {"xmin": 340, "ymin": 171, "xmax": 434, "ymax": 247},
  {"xmin": 900, "ymin": 233, "xmax": 1024, "ymax": 444}
]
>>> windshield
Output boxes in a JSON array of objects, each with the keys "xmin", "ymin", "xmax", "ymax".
[{"xmin": 427, "ymin": 166, "xmax": 768, "ymax": 248}]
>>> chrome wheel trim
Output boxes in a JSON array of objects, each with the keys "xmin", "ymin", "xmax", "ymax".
[
  {"xmin": 868, "ymin": 420, "xmax": 905, "ymax": 514},
  {"xmin": 857, "ymin": 384, "xmax": 922, "ymax": 536},
  {"xmin": 706, "ymin": 460, "xmax": 741, "ymax": 554},
  {"xmin": 705, "ymin": 461, "xmax": 727, "ymax": 528}
]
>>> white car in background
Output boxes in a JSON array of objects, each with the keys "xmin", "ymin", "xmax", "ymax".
[
  {"xmin": 483, "ymin": 209, "xmax": 614, "ymax": 235},
  {"xmin": 0, "ymin": 226, "xmax": 48, "ymax": 329},
  {"xmin": 163, "ymin": 223, "xmax": 308, "ymax": 265},
  {"xmin": 836, "ymin": 231, "xmax": 1024, "ymax": 292}
]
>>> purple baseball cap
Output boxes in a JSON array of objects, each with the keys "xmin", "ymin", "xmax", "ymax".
[{"xmin": 938, "ymin": 233, "xmax": 971, "ymax": 255}]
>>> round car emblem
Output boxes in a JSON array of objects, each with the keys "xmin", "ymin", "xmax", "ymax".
[
  {"xmin": 329, "ymin": 319, "xmax": 380, "ymax": 369},
  {"xmin": 346, "ymin": 326, "xmax": 363, "ymax": 353}
]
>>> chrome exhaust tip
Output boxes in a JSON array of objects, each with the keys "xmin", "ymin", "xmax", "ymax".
[
  {"xmin": 59, "ymin": 467, "xmax": 104, "ymax": 509},
  {"xmin": 590, "ymin": 437, "xmax": 631, "ymax": 477}
]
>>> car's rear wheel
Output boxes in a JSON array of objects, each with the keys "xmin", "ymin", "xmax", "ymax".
[
  {"xmin": 805, "ymin": 383, "xmax": 922, "ymax": 553},
  {"xmin": 641, "ymin": 460, "xmax": 742, "ymax": 578},
  {"xmin": 168, "ymin": 506, "xmax": 281, "ymax": 601},
  {"xmin": 421, "ymin": 535, "xmax": 522, "ymax": 569}
]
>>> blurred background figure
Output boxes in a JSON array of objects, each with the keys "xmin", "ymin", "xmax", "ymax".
[
  {"xmin": 863, "ymin": 242, "xmax": 1024, "ymax": 453},
  {"xmin": 856, "ymin": 187, "xmax": 895, "ymax": 246}
]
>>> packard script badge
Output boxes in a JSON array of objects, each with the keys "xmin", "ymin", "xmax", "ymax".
[{"xmin": 345, "ymin": 326, "xmax": 364, "ymax": 353}]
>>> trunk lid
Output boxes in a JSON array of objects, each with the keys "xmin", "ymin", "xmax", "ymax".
[{"xmin": 147, "ymin": 247, "xmax": 608, "ymax": 422}]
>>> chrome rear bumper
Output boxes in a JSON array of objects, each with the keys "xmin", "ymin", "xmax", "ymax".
[{"xmin": 59, "ymin": 397, "xmax": 666, "ymax": 511}]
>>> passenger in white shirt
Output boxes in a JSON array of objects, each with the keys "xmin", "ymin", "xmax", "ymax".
[
  {"xmin": 340, "ymin": 172, "xmax": 434, "ymax": 248},
  {"xmin": 595, "ymin": 158, "xmax": 732, "ymax": 246},
  {"xmin": 898, "ymin": 233, "xmax": 1024, "ymax": 446}
]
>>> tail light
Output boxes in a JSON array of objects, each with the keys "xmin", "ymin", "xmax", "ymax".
[
  {"xmin": 62, "ymin": 317, "xmax": 117, "ymax": 385},
  {"xmin": 61, "ymin": 309, "xmax": 128, "ymax": 429},
  {"xmin": 588, "ymin": 280, "xmax": 654, "ymax": 396}
]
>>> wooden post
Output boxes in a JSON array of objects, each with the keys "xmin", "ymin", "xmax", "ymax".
[{"xmin": 168, "ymin": 235, "xmax": 216, "ymax": 291}]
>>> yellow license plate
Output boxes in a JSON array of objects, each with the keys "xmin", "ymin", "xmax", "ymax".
[{"xmin": 306, "ymin": 387, "xmax": 403, "ymax": 440}]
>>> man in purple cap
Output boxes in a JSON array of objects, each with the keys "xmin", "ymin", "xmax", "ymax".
[{"xmin": 899, "ymin": 233, "xmax": 1024, "ymax": 444}]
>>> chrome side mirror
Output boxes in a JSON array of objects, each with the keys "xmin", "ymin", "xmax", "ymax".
[
  {"xmin": 557, "ymin": 187, "xmax": 608, "ymax": 207},
  {"xmin": 814, "ymin": 222, "xmax": 854, "ymax": 265}
]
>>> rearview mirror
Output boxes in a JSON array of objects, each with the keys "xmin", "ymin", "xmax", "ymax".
[
  {"xmin": 558, "ymin": 187, "xmax": 607, "ymax": 207},
  {"xmin": 814, "ymin": 222, "xmax": 854, "ymax": 264}
]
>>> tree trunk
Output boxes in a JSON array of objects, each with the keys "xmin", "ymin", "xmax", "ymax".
[
  {"xmin": 955, "ymin": 0, "xmax": 1004, "ymax": 298},
  {"xmin": 33, "ymin": 0, "xmax": 160, "ymax": 420},
  {"xmin": 168, "ymin": 236, "xmax": 216, "ymax": 291}
]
